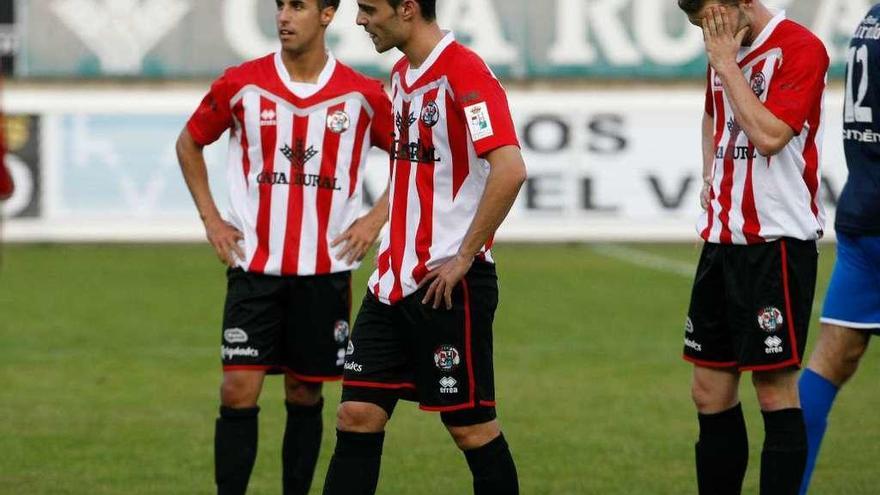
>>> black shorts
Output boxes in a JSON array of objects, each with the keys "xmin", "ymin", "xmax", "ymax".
[
  {"xmin": 683, "ymin": 238, "xmax": 818, "ymax": 372},
  {"xmin": 221, "ymin": 268, "xmax": 351, "ymax": 382},
  {"xmin": 342, "ymin": 262, "xmax": 498, "ymax": 425}
]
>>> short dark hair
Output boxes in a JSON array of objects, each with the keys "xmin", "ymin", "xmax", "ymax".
[
  {"xmin": 388, "ymin": 0, "xmax": 437, "ymax": 21},
  {"xmin": 677, "ymin": 0, "xmax": 738, "ymax": 15},
  {"xmin": 320, "ymin": 0, "xmax": 340, "ymax": 9}
]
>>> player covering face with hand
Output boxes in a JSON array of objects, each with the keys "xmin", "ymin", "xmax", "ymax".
[
  {"xmin": 678, "ymin": 1, "xmax": 829, "ymax": 494},
  {"xmin": 177, "ymin": 0, "xmax": 393, "ymax": 493},
  {"xmin": 321, "ymin": 0, "xmax": 528, "ymax": 494}
]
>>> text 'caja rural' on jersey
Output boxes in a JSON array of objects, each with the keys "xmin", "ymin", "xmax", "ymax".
[
  {"xmin": 836, "ymin": 4, "xmax": 880, "ymax": 236},
  {"xmin": 700, "ymin": 11, "xmax": 829, "ymax": 245},
  {"xmin": 368, "ymin": 32, "xmax": 520, "ymax": 305},
  {"xmin": 187, "ymin": 52, "xmax": 393, "ymax": 277}
]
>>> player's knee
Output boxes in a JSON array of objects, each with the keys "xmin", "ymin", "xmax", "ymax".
[
  {"xmin": 753, "ymin": 371, "xmax": 799, "ymax": 411},
  {"xmin": 220, "ymin": 377, "xmax": 261, "ymax": 408},
  {"xmin": 446, "ymin": 422, "xmax": 501, "ymax": 451},
  {"xmin": 284, "ymin": 377, "xmax": 322, "ymax": 406},
  {"xmin": 691, "ymin": 377, "xmax": 736, "ymax": 413},
  {"xmin": 336, "ymin": 401, "xmax": 387, "ymax": 433}
]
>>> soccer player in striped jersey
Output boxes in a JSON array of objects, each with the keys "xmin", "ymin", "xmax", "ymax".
[
  {"xmin": 798, "ymin": 4, "xmax": 880, "ymax": 493},
  {"xmin": 176, "ymin": 1, "xmax": 392, "ymax": 493},
  {"xmin": 321, "ymin": 1, "xmax": 527, "ymax": 494},
  {"xmin": 677, "ymin": 1, "xmax": 829, "ymax": 494}
]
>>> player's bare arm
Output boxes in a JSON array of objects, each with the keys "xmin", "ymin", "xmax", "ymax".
[
  {"xmin": 331, "ymin": 186, "xmax": 389, "ymax": 264},
  {"xmin": 175, "ymin": 128, "xmax": 244, "ymax": 267},
  {"xmin": 702, "ymin": 6, "xmax": 793, "ymax": 156},
  {"xmin": 422, "ymin": 145, "xmax": 527, "ymax": 309},
  {"xmin": 700, "ymin": 112, "xmax": 714, "ymax": 210}
]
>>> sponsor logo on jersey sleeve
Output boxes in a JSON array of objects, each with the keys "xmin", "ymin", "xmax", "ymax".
[{"xmin": 464, "ymin": 102, "xmax": 494, "ymax": 141}]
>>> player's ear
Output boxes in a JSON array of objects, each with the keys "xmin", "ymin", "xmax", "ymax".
[
  {"xmin": 320, "ymin": 4, "xmax": 337, "ymax": 27},
  {"xmin": 399, "ymin": 0, "xmax": 417, "ymax": 22}
]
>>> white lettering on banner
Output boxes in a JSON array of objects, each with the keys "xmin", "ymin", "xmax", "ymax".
[
  {"xmin": 224, "ymin": 0, "xmax": 517, "ymax": 68},
  {"xmin": 1, "ymin": 155, "xmax": 34, "ymax": 218},
  {"xmin": 549, "ymin": 0, "xmax": 641, "ymax": 65},
  {"xmin": 632, "ymin": 0, "xmax": 703, "ymax": 65},
  {"xmin": 49, "ymin": 0, "xmax": 191, "ymax": 74}
]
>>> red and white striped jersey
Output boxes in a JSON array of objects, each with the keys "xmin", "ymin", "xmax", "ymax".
[
  {"xmin": 368, "ymin": 32, "xmax": 520, "ymax": 305},
  {"xmin": 187, "ymin": 52, "xmax": 393, "ymax": 276},
  {"xmin": 699, "ymin": 12, "xmax": 829, "ymax": 244}
]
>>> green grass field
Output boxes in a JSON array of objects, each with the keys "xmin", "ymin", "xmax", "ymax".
[{"xmin": 1, "ymin": 243, "xmax": 877, "ymax": 494}]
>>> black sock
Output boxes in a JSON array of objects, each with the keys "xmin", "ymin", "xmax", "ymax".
[
  {"xmin": 215, "ymin": 406, "xmax": 260, "ymax": 495},
  {"xmin": 695, "ymin": 403, "xmax": 749, "ymax": 495},
  {"xmin": 760, "ymin": 408, "xmax": 807, "ymax": 495},
  {"xmin": 322, "ymin": 430, "xmax": 385, "ymax": 495},
  {"xmin": 464, "ymin": 433, "xmax": 519, "ymax": 495},
  {"xmin": 282, "ymin": 399, "xmax": 324, "ymax": 495}
]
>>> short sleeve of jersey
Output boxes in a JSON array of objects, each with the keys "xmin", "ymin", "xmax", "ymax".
[
  {"xmin": 187, "ymin": 73, "xmax": 234, "ymax": 146},
  {"xmin": 451, "ymin": 59, "xmax": 519, "ymax": 158},
  {"xmin": 764, "ymin": 40, "xmax": 829, "ymax": 134},
  {"xmin": 705, "ymin": 67, "xmax": 714, "ymax": 117},
  {"xmin": 367, "ymin": 82, "xmax": 393, "ymax": 154}
]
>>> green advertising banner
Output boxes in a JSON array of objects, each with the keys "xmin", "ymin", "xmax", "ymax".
[{"xmin": 15, "ymin": 0, "xmax": 873, "ymax": 79}]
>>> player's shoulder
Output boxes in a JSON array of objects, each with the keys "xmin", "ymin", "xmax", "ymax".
[
  {"xmin": 217, "ymin": 53, "xmax": 277, "ymax": 87},
  {"xmin": 332, "ymin": 60, "xmax": 387, "ymax": 97},
  {"xmin": 441, "ymin": 41, "xmax": 492, "ymax": 75},
  {"xmin": 775, "ymin": 20, "xmax": 828, "ymax": 60}
]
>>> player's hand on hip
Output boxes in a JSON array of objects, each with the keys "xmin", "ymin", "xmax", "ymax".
[
  {"xmin": 700, "ymin": 181, "xmax": 712, "ymax": 210},
  {"xmin": 701, "ymin": 6, "xmax": 749, "ymax": 74},
  {"xmin": 204, "ymin": 217, "xmax": 245, "ymax": 267},
  {"xmin": 421, "ymin": 254, "xmax": 474, "ymax": 310},
  {"xmin": 331, "ymin": 213, "xmax": 384, "ymax": 264}
]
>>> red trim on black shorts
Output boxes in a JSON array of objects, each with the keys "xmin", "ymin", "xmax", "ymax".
[
  {"xmin": 343, "ymin": 380, "xmax": 417, "ymax": 390},
  {"xmin": 479, "ymin": 400, "xmax": 496, "ymax": 407},
  {"xmin": 419, "ymin": 403, "xmax": 479, "ymax": 413},
  {"xmin": 779, "ymin": 240, "xmax": 801, "ymax": 363},
  {"xmin": 739, "ymin": 359, "xmax": 800, "ymax": 372},
  {"xmin": 462, "ymin": 278, "xmax": 477, "ymax": 410},
  {"xmin": 682, "ymin": 355, "xmax": 738, "ymax": 368}
]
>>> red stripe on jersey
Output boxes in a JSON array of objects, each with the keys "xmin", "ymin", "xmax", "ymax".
[
  {"xmin": 232, "ymin": 101, "xmax": 251, "ymax": 187},
  {"xmin": 388, "ymin": 101, "xmax": 413, "ymax": 303},
  {"xmin": 348, "ymin": 107, "xmax": 371, "ymax": 198},
  {"xmin": 717, "ymin": 126, "xmax": 740, "ymax": 244},
  {"xmin": 701, "ymin": 86, "xmax": 726, "ymax": 240},
  {"xmin": 412, "ymin": 89, "xmax": 439, "ymax": 284},
  {"xmin": 315, "ymin": 103, "xmax": 346, "ymax": 274},
  {"xmin": 281, "ymin": 114, "xmax": 310, "ymax": 275},
  {"xmin": 249, "ymin": 97, "xmax": 279, "ymax": 273},
  {"xmin": 802, "ymin": 113, "xmax": 821, "ymax": 219},
  {"xmin": 447, "ymin": 91, "xmax": 470, "ymax": 199},
  {"xmin": 742, "ymin": 143, "xmax": 763, "ymax": 244}
]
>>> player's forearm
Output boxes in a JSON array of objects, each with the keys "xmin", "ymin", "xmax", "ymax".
[
  {"xmin": 456, "ymin": 146, "xmax": 527, "ymax": 260},
  {"xmin": 364, "ymin": 186, "xmax": 390, "ymax": 225},
  {"xmin": 176, "ymin": 129, "xmax": 223, "ymax": 225},
  {"xmin": 701, "ymin": 112, "xmax": 715, "ymax": 182},
  {"xmin": 716, "ymin": 65, "xmax": 793, "ymax": 156}
]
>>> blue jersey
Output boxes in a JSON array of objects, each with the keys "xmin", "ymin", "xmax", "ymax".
[{"xmin": 836, "ymin": 4, "xmax": 880, "ymax": 235}]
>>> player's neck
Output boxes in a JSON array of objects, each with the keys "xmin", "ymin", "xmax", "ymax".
[
  {"xmin": 742, "ymin": 4, "xmax": 774, "ymax": 46},
  {"xmin": 280, "ymin": 44, "xmax": 329, "ymax": 84},
  {"xmin": 400, "ymin": 23, "xmax": 444, "ymax": 70}
]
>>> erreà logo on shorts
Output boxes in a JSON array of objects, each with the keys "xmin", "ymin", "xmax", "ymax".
[
  {"xmin": 684, "ymin": 338, "xmax": 702, "ymax": 352},
  {"xmin": 764, "ymin": 336, "xmax": 783, "ymax": 354},
  {"xmin": 439, "ymin": 376, "xmax": 458, "ymax": 394},
  {"xmin": 222, "ymin": 346, "xmax": 259, "ymax": 359},
  {"xmin": 224, "ymin": 328, "xmax": 248, "ymax": 344}
]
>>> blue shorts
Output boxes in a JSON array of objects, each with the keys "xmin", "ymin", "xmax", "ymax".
[{"xmin": 821, "ymin": 233, "xmax": 880, "ymax": 333}]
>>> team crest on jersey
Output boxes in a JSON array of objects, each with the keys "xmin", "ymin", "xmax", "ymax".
[
  {"xmin": 333, "ymin": 320, "xmax": 350, "ymax": 344},
  {"xmin": 420, "ymin": 101, "xmax": 440, "ymax": 128},
  {"xmin": 757, "ymin": 306, "xmax": 784, "ymax": 332},
  {"xmin": 750, "ymin": 72, "xmax": 766, "ymax": 97},
  {"xmin": 327, "ymin": 110, "xmax": 351, "ymax": 134},
  {"xmin": 396, "ymin": 111, "xmax": 417, "ymax": 132},
  {"xmin": 260, "ymin": 109, "xmax": 277, "ymax": 127},
  {"xmin": 434, "ymin": 345, "xmax": 461, "ymax": 372}
]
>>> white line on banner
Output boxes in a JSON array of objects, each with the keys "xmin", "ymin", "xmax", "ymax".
[{"xmin": 590, "ymin": 244, "xmax": 695, "ymax": 278}]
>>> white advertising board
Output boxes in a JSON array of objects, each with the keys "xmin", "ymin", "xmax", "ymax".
[{"xmin": 1, "ymin": 87, "xmax": 848, "ymax": 242}]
